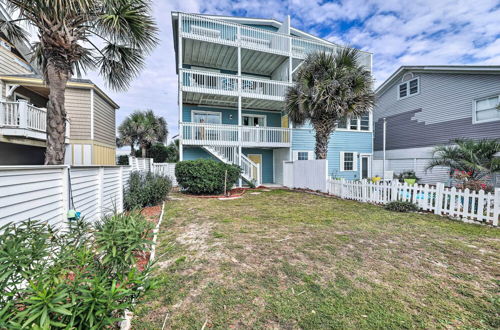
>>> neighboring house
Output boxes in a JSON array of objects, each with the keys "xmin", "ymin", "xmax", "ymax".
[
  {"xmin": 0, "ymin": 7, "xmax": 119, "ymax": 165},
  {"xmin": 171, "ymin": 12, "xmax": 373, "ymax": 185},
  {"xmin": 373, "ymin": 66, "xmax": 500, "ymax": 184}
]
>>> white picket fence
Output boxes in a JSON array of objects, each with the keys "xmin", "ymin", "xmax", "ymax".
[
  {"xmin": 0, "ymin": 159, "xmax": 177, "ymax": 228},
  {"xmin": 283, "ymin": 159, "xmax": 499, "ymax": 226},
  {"xmin": 128, "ymin": 156, "xmax": 177, "ymax": 187},
  {"xmin": 326, "ymin": 179, "xmax": 500, "ymax": 226}
]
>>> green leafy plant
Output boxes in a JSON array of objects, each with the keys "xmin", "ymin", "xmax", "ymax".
[
  {"xmin": 117, "ymin": 155, "xmax": 129, "ymax": 165},
  {"xmin": 395, "ymin": 170, "xmax": 420, "ymax": 183},
  {"xmin": 175, "ymin": 159, "xmax": 241, "ymax": 195},
  {"xmin": 0, "ymin": 213, "xmax": 155, "ymax": 329},
  {"xmin": 95, "ymin": 212, "xmax": 154, "ymax": 274},
  {"xmin": 384, "ymin": 201, "xmax": 419, "ymax": 213},
  {"xmin": 124, "ymin": 171, "xmax": 172, "ymax": 210}
]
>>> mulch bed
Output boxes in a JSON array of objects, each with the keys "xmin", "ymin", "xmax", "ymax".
[
  {"xmin": 135, "ymin": 204, "xmax": 163, "ymax": 271},
  {"xmin": 183, "ymin": 186, "xmax": 271, "ymax": 199}
]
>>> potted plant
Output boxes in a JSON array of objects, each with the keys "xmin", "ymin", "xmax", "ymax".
[
  {"xmin": 396, "ymin": 170, "xmax": 419, "ymax": 185},
  {"xmin": 371, "ymin": 176, "xmax": 382, "ymax": 183}
]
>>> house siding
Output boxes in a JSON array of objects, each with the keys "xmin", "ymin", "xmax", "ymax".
[
  {"xmin": 0, "ymin": 46, "xmax": 32, "ymax": 75},
  {"xmin": 292, "ymin": 129, "xmax": 373, "ymax": 180},
  {"xmin": 374, "ymin": 72, "xmax": 500, "ymax": 150},
  {"xmin": 182, "ymin": 104, "xmax": 282, "ymax": 126},
  {"xmin": 65, "ymin": 88, "xmax": 92, "ymax": 140},
  {"xmin": 93, "ymin": 92, "xmax": 116, "ymax": 146}
]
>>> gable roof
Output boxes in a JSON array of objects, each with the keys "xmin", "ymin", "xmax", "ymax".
[{"xmin": 376, "ymin": 65, "xmax": 500, "ymax": 95}]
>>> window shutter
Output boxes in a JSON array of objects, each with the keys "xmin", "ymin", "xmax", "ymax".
[
  {"xmin": 292, "ymin": 151, "xmax": 299, "ymax": 161},
  {"xmin": 308, "ymin": 151, "xmax": 315, "ymax": 160},
  {"xmin": 352, "ymin": 152, "xmax": 358, "ymax": 171},
  {"xmin": 340, "ymin": 152, "xmax": 345, "ymax": 171}
]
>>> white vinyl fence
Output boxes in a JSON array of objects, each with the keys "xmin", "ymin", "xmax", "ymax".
[
  {"xmin": 128, "ymin": 156, "xmax": 177, "ymax": 187},
  {"xmin": 284, "ymin": 160, "xmax": 500, "ymax": 226},
  {"xmin": 0, "ymin": 159, "xmax": 177, "ymax": 228}
]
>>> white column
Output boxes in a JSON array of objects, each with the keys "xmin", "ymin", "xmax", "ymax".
[
  {"xmin": 18, "ymin": 100, "xmax": 28, "ymax": 129},
  {"xmin": 178, "ymin": 13, "xmax": 184, "ymax": 161}
]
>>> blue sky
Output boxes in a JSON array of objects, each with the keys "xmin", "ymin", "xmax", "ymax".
[{"xmin": 86, "ymin": 0, "xmax": 500, "ymax": 142}]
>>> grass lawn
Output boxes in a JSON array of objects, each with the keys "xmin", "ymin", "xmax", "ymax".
[{"xmin": 134, "ymin": 189, "xmax": 499, "ymax": 329}]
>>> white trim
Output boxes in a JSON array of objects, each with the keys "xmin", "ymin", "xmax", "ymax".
[
  {"xmin": 13, "ymin": 92, "xmax": 29, "ymax": 103},
  {"xmin": 397, "ymin": 77, "xmax": 420, "ymax": 100},
  {"xmin": 340, "ymin": 151, "xmax": 357, "ymax": 172},
  {"xmin": 293, "ymin": 150, "xmax": 314, "ymax": 161},
  {"xmin": 90, "ymin": 89, "xmax": 94, "ymax": 140},
  {"xmin": 472, "ymin": 94, "xmax": 500, "ymax": 124},
  {"xmin": 191, "ymin": 109, "xmax": 222, "ymax": 124},
  {"xmin": 335, "ymin": 112, "xmax": 373, "ymax": 132}
]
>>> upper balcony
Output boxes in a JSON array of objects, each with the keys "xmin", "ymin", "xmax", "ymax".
[
  {"xmin": 0, "ymin": 100, "xmax": 70, "ymax": 142},
  {"xmin": 176, "ymin": 13, "xmax": 372, "ymax": 74}
]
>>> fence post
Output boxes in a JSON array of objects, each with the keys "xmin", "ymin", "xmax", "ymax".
[
  {"xmin": 361, "ymin": 179, "xmax": 367, "ymax": 202},
  {"xmin": 97, "ymin": 167, "xmax": 104, "ymax": 219},
  {"xmin": 118, "ymin": 166, "xmax": 124, "ymax": 213},
  {"xmin": 493, "ymin": 188, "xmax": 500, "ymax": 226},
  {"xmin": 391, "ymin": 180, "xmax": 398, "ymax": 201},
  {"xmin": 61, "ymin": 166, "xmax": 70, "ymax": 229},
  {"xmin": 434, "ymin": 183, "xmax": 444, "ymax": 215},
  {"xmin": 340, "ymin": 178, "xmax": 345, "ymax": 199}
]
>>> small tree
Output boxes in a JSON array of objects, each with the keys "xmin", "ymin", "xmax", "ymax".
[
  {"xmin": 427, "ymin": 139, "xmax": 500, "ymax": 180},
  {"xmin": 285, "ymin": 49, "xmax": 374, "ymax": 159},
  {"xmin": 0, "ymin": 0, "xmax": 158, "ymax": 164}
]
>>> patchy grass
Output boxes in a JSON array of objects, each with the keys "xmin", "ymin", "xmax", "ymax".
[{"xmin": 133, "ymin": 190, "xmax": 500, "ymax": 329}]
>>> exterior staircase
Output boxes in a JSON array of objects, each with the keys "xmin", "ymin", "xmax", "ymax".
[{"xmin": 202, "ymin": 146, "xmax": 261, "ymax": 186}]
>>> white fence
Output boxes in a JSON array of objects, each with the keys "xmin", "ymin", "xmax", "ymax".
[
  {"xmin": 283, "ymin": 160, "xmax": 500, "ymax": 226},
  {"xmin": 128, "ymin": 156, "xmax": 177, "ymax": 187},
  {"xmin": 0, "ymin": 159, "xmax": 177, "ymax": 228}
]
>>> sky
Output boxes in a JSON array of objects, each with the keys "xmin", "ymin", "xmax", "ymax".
[{"xmin": 85, "ymin": 0, "xmax": 500, "ymax": 142}]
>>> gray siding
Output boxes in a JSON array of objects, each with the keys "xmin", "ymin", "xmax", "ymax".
[
  {"xmin": 374, "ymin": 72, "xmax": 500, "ymax": 151},
  {"xmin": 93, "ymin": 93, "xmax": 116, "ymax": 146}
]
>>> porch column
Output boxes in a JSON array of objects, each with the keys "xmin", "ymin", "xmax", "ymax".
[
  {"xmin": 237, "ymin": 28, "xmax": 242, "ymax": 187},
  {"xmin": 178, "ymin": 13, "xmax": 183, "ymax": 161}
]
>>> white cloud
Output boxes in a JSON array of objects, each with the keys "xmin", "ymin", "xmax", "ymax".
[{"xmin": 80, "ymin": 0, "xmax": 499, "ymax": 140}]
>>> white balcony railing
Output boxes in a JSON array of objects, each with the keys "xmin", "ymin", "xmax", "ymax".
[
  {"xmin": 179, "ymin": 13, "xmax": 372, "ymax": 69},
  {"xmin": 0, "ymin": 100, "xmax": 70, "ymax": 140},
  {"xmin": 181, "ymin": 122, "xmax": 291, "ymax": 147},
  {"xmin": 181, "ymin": 69, "xmax": 292, "ymax": 100}
]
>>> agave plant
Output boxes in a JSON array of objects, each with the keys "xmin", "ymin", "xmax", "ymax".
[
  {"xmin": 0, "ymin": 0, "xmax": 158, "ymax": 164},
  {"xmin": 285, "ymin": 49, "xmax": 374, "ymax": 159}
]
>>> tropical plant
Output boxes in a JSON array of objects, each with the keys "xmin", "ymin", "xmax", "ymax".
[
  {"xmin": 427, "ymin": 139, "xmax": 500, "ymax": 180},
  {"xmin": 395, "ymin": 170, "xmax": 420, "ymax": 183},
  {"xmin": 0, "ymin": 0, "xmax": 158, "ymax": 164},
  {"xmin": 285, "ymin": 49, "xmax": 374, "ymax": 159},
  {"xmin": 118, "ymin": 110, "xmax": 168, "ymax": 157}
]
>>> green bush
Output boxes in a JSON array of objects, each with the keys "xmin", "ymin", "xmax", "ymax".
[
  {"xmin": 117, "ymin": 154, "xmax": 129, "ymax": 165},
  {"xmin": 0, "ymin": 215, "xmax": 155, "ymax": 329},
  {"xmin": 384, "ymin": 201, "xmax": 419, "ymax": 213},
  {"xmin": 175, "ymin": 159, "xmax": 241, "ymax": 195},
  {"xmin": 124, "ymin": 171, "xmax": 172, "ymax": 210},
  {"xmin": 395, "ymin": 170, "xmax": 420, "ymax": 183}
]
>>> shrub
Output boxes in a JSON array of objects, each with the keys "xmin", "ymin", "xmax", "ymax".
[
  {"xmin": 147, "ymin": 143, "xmax": 169, "ymax": 162},
  {"xmin": 0, "ymin": 215, "xmax": 155, "ymax": 329},
  {"xmin": 395, "ymin": 170, "xmax": 420, "ymax": 183},
  {"xmin": 384, "ymin": 201, "xmax": 419, "ymax": 213},
  {"xmin": 175, "ymin": 159, "xmax": 241, "ymax": 195},
  {"xmin": 124, "ymin": 171, "xmax": 172, "ymax": 210},
  {"xmin": 117, "ymin": 154, "xmax": 129, "ymax": 165}
]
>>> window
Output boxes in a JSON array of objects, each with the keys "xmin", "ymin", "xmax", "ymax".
[
  {"xmin": 398, "ymin": 78, "xmax": 419, "ymax": 99},
  {"xmin": 192, "ymin": 110, "xmax": 222, "ymax": 124},
  {"xmin": 243, "ymin": 114, "xmax": 266, "ymax": 127},
  {"xmin": 340, "ymin": 152, "xmax": 357, "ymax": 171},
  {"xmin": 360, "ymin": 114, "xmax": 370, "ymax": 131},
  {"xmin": 336, "ymin": 113, "xmax": 371, "ymax": 131},
  {"xmin": 298, "ymin": 152, "xmax": 309, "ymax": 160},
  {"xmin": 293, "ymin": 150, "xmax": 314, "ymax": 161},
  {"xmin": 474, "ymin": 96, "xmax": 500, "ymax": 123}
]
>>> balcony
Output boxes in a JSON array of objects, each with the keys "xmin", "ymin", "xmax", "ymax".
[
  {"xmin": 179, "ymin": 13, "xmax": 372, "ymax": 71},
  {"xmin": 181, "ymin": 69, "xmax": 292, "ymax": 102},
  {"xmin": 180, "ymin": 122, "xmax": 291, "ymax": 148},
  {"xmin": 0, "ymin": 100, "xmax": 70, "ymax": 141}
]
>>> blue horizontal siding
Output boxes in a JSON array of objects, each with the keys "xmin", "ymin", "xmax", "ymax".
[
  {"xmin": 292, "ymin": 128, "xmax": 373, "ymax": 180},
  {"xmin": 182, "ymin": 105, "xmax": 282, "ymax": 127}
]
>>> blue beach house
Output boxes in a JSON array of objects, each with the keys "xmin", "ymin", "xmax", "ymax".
[{"xmin": 171, "ymin": 12, "xmax": 373, "ymax": 185}]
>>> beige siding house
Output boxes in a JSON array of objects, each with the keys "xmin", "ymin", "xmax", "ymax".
[{"xmin": 0, "ymin": 34, "xmax": 119, "ymax": 165}]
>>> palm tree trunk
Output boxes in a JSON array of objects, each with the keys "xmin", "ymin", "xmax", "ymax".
[
  {"xmin": 45, "ymin": 63, "xmax": 69, "ymax": 165},
  {"xmin": 141, "ymin": 146, "xmax": 147, "ymax": 158},
  {"xmin": 314, "ymin": 129, "xmax": 331, "ymax": 160},
  {"xmin": 130, "ymin": 143, "xmax": 135, "ymax": 156}
]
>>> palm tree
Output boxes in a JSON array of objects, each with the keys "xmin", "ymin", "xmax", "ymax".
[
  {"xmin": 0, "ymin": 0, "xmax": 158, "ymax": 164},
  {"xmin": 285, "ymin": 49, "xmax": 374, "ymax": 159},
  {"xmin": 118, "ymin": 110, "xmax": 167, "ymax": 158},
  {"xmin": 427, "ymin": 139, "xmax": 500, "ymax": 180}
]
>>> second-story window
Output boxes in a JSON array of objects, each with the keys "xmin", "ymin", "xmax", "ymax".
[
  {"xmin": 336, "ymin": 113, "xmax": 371, "ymax": 131},
  {"xmin": 398, "ymin": 77, "xmax": 419, "ymax": 99},
  {"xmin": 474, "ymin": 95, "xmax": 500, "ymax": 123}
]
